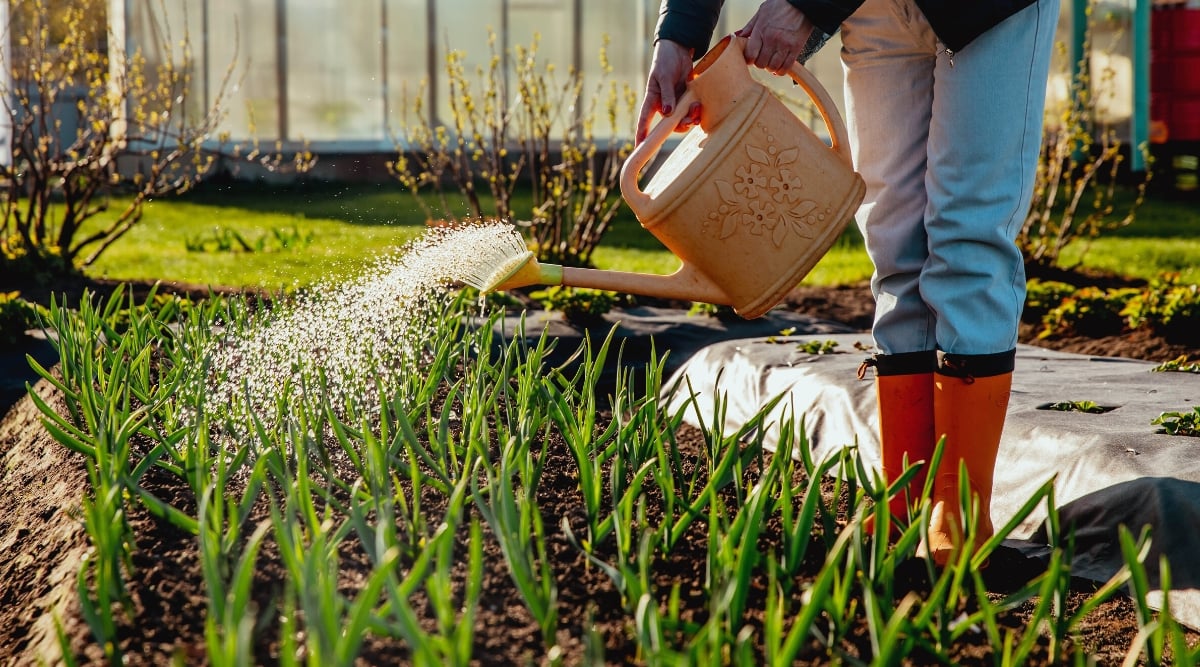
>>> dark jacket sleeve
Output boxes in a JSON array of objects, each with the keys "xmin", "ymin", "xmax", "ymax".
[
  {"xmin": 784, "ymin": 0, "xmax": 864, "ymax": 35},
  {"xmin": 655, "ymin": 0, "xmax": 724, "ymax": 57}
]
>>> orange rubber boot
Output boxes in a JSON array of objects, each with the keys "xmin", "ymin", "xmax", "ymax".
[
  {"xmin": 874, "ymin": 373, "xmax": 935, "ymax": 532},
  {"xmin": 859, "ymin": 351, "xmax": 936, "ymax": 537},
  {"xmin": 920, "ymin": 358, "xmax": 1013, "ymax": 567}
]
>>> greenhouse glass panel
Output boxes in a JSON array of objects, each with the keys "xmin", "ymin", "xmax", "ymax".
[
  {"xmin": 384, "ymin": 0, "xmax": 429, "ymax": 138},
  {"xmin": 127, "ymin": 0, "xmax": 206, "ymax": 127},
  {"xmin": 286, "ymin": 0, "xmax": 386, "ymax": 142},
  {"xmin": 507, "ymin": 0, "xmax": 575, "ymax": 138},
  {"xmin": 431, "ymin": 0, "xmax": 502, "ymax": 127},
  {"xmin": 507, "ymin": 0, "xmax": 572, "ymax": 67},
  {"xmin": 580, "ymin": 0, "xmax": 653, "ymax": 140},
  {"xmin": 206, "ymin": 0, "xmax": 281, "ymax": 140}
]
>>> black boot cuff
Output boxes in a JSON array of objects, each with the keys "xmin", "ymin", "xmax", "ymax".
[
  {"xmin": 861, "ymin": 350, "xmax": 937, "ymax": 377},
  {"xmin": 936, "ymin": 349, "xmax": 1016, "ymax": 379}
]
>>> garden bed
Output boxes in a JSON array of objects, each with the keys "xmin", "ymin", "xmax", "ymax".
[
  {"xmin": 1, "ymin": 276, "xmax": 1198, "ymax": 665},
  {"xmin": 0, "ymin": 383, "xmax": 1180, "ymax": 665}
]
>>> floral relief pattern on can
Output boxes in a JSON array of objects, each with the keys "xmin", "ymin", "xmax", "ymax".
[{"xmin": 705, "ymin": 125, "xmax": 833, "ymax": 248}]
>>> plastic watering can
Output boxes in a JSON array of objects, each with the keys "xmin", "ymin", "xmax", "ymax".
[{"xmin": 490, "ymin": 34, "xmax": 865, "ymax": 319}]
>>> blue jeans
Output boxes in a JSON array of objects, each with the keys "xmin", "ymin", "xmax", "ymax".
[{"xmin": 841, "ymin": 0, "xmax": 1060, "ymax": 356}]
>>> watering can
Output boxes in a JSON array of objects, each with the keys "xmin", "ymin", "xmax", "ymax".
[{"xmin": 488, "ymin": 34, "xmax": 865, "ymax": 319}]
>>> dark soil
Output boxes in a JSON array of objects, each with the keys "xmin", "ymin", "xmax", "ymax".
[{"xmin": 2, "ymin": 272, "xmax": 1198, "ymax": 665}]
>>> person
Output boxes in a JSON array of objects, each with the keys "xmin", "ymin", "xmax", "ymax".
[{"xmin": 637, "ymin": 0, "xmax": 1060, "ymax": 565}]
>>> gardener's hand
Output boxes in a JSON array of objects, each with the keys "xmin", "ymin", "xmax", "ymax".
[
  {"xmin": 738, "ymin": 0, "xmax": 814, "ymax": 75},
  {"xmin": 636, "ymin": 39, "xmax": 702, "ymax": 144}
]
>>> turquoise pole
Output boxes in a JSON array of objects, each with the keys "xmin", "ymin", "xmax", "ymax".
[{"xmin": 1132, "ymin": 0, "xmax": 1150, "ymax": 172}]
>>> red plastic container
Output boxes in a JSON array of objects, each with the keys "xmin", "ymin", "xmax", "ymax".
[
  {"xmin": 1151, "ymin": 4, "xmax": 1200, "ymax": 141},
  {"xmin": 1171, "ymin": 96, "xmax": 1200, "ymax": 141},
  {"xmin": 1174, "ymin": 8, "xmax": 1200, "ymax": 51}
]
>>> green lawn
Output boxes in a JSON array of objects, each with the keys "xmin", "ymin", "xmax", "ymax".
[
  {"xmin": 84, "ymin": 185, "xmax": 426, "ymax": 291},
  {"xmin": 1052, "ymin": 189, "xmax": 1200, "ymax": 284},
  {"xmin": 82, "ymin": 181, "xmax": 1197, "ymax": 291}
]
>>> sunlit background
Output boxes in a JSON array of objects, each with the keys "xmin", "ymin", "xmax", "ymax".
[{"xmin": 117, "ymin": 1, "xmax": 1152, "ymax": 155}]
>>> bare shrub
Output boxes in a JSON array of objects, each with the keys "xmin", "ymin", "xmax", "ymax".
[{"xmin": 391, "ymin": 34, "xmax": 636, "ymax": 268}]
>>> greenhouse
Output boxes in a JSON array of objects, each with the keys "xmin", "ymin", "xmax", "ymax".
[
  {"xmin": 122, "ymin": 0, "xmax": 852, "ymax": 151},
  {"xmin": 115, "ymin": 1, "xmax": 1167, "ymax": 153},
  {"xmin": 1, "ymin": 1, "xmax": 1171, "ymax": 175}
]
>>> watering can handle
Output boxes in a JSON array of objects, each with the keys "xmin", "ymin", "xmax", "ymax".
[
  {"xmin": 622, "ymin": 36, "xmax": 854, "ymax": 208},
  {"xmin": 780, "ymin": 49, "xmax": 854, "ymax": 168},
  {"xmin": 620, "ymin": 91, "xmax": 698, "ymax": 213}
]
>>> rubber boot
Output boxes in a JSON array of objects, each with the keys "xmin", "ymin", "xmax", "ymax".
[
  {"xmin": 859, "ymin": 351, "xmax": 936, "ymax": 536},
  {"xmin": 919, "ymin": 350, "xmax": 1015, "ymax": 567}
]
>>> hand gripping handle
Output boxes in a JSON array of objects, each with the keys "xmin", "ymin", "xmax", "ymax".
[{"xmin": 619, "ymin": 89, "xmax": 697, "ymax": 214}]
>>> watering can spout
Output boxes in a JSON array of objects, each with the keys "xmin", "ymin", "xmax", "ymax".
[
  {"xmin": 560, "ymin": 263, "xmax": 730, "ymax": 306},
  {"xmin": 491, "ymin": 254, "xmax": 731, "ymax": 307}
]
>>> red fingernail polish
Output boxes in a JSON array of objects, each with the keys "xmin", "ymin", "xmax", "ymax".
[{"xmin": 663, "ymin": 105, "xmax": 673, "ymax": 115}]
